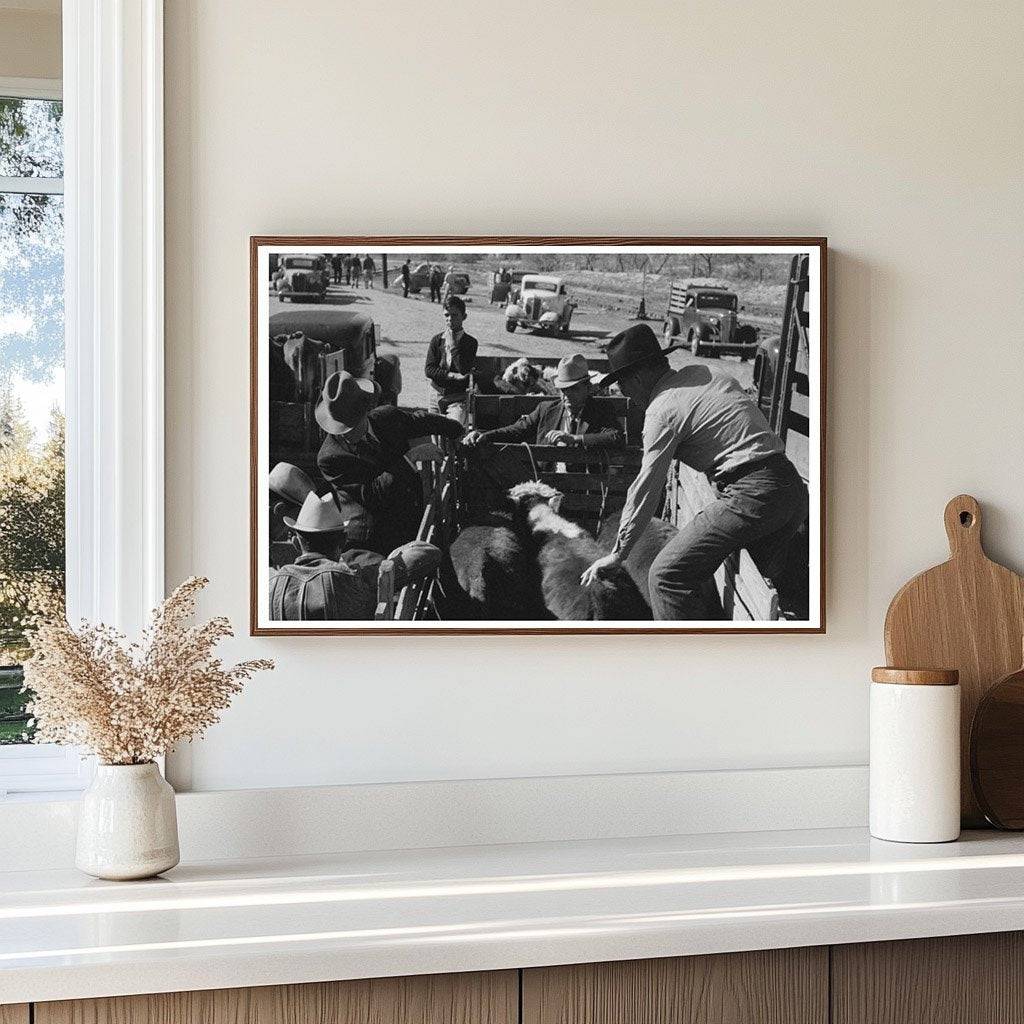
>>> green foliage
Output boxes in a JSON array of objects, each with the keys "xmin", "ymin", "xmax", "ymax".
[
  {"xmin": 0, "ymin": 668, "xmax": 31, "ymax": 744},
  {"xmin": 0, "ymin": 397, "xmax": 63, "ymax": 744},
  {"xmin": 0, "ymin": 392, "xmax": 65, "ymax": 665},
  {"xmin": 0, "ymin": 97, "xmax": 62, "ymax": 241}
]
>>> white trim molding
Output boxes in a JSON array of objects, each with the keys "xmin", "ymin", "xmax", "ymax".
[
  {"xmin": 0, "ymin": 175, "xmax": 63, "ymax": 195},
  {"xmin": 0, "ymin": 743, "xmax": 93, "ymax": 799},
  {"xmin": 63, "ymin": 0, "xmax": 164, "ymax": 635},
  {"xmin": 0, "ymin": 76, "xmax": 62, "ymax": 100},
  {"xmin": 0, "ymin": 765, "xmax": 869, "ymax": 869}
]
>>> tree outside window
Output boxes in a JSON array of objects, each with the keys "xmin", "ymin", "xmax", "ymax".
[{"xmin": 0, "ymin": 95, "xmax": 65, "ymax": 744}]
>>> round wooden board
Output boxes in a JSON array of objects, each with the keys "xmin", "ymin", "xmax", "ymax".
[{"xmin": 970, "ymin": 664, "xmax": 1024, "ymax": 829}]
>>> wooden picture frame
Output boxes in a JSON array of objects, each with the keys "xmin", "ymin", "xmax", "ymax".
[{"xmin": 251, "ymin": 236, "xmax": 827, "ymax": 635}]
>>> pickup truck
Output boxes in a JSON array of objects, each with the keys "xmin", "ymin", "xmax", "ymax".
[{"xmin": 663, "ymin": 282, "xmax": 758, "ymax": 359}]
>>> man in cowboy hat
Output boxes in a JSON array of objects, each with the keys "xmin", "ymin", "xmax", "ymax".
[
  {"xmin": 268, "ymin": 462, "xmax": 316, "ymax": 568},
  {"xmin": 269, "ymin": 491, "xmax": 441, "ymax": 621},
  {"xmin": 462, "ymin": 353, "xmax": 623, "ymax": 449},
  {"xmin": 315, "ymin": 369, "xmax": 464, "ymax": 555},
  {"xmin": 580, "ymin": 324, "xmax": 808, "ymax": 620},
  {"xmin": 269, "ymin": 460, "xmax": 373, "ymax": 566}
]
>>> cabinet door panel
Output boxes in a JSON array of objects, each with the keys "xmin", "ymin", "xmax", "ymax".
[
  {"xmin": 0, "ymin": 1006, "xmax": 29, "ymax": 1024},
  {"xmin": 832, "ymin": 932, "xmax": 1024, "ymax": 1024},
  {"xmin": 523, "ymin": 948, "xmax": 827, "ymax": 1024},
  {"xmin": 36, "ymin": 971, "xmax": 517, "ymax": 1024}
]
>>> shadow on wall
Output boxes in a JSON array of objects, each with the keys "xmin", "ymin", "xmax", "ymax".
[{"xmin": 826, "ymin": 249, "xmax": 873, "ymax": 633}]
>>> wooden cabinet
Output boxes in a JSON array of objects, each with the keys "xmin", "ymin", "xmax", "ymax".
[
  {"xmin": 23, "ymin": 932, "xmax": 1024, "ymax": 1024},
  {"xmin": 832, "ymin": 932, "xmax": 1024, "ymax": 1024},
  {"xmin": 522, "ymin": 948, "xmax": 828, "ymax": 1024},
  {"xmin": 34, "ymin": 971, "xmax": 517, "ymax": 1024}
]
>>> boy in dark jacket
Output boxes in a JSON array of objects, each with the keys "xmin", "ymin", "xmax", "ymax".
[{"xmin": 424, "ymin": 296, "xmax": 478, "ymax": 425}]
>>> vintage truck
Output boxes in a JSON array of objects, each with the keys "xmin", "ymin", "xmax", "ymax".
[
  {"xmin": 504, "ymin": 275, "xmax": 576, "ymax": 334},
  {"xmin": 663, "ymin": 282, "xmax": 759, "ymax": 360},
  {"xmin": 272, "ymin": 255, "xmax": 330, "ymax": 303},
  {"xmin": 268, "ymin": 309, "xmax": 379, "ymax": 473}
]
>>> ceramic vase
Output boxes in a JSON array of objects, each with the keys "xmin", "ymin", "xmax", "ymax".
[
  {"xmin": 869, "ymin": 668, "xmax": 961, "ymax": 843},
  {"xmin": 76, "ymin": 762, "xmax": 180, "ymax": 880}
]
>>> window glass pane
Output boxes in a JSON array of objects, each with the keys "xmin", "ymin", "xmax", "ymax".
[
  {"xmin": 0, "ymin": 98, "xmax": 63, "ymax": 179},
  {"xmin": 0, "ymin": 190, "xmax": 64, "ymax": 744}
]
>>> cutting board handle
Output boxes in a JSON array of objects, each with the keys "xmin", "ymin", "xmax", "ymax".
[{"xmin": 944, "ymin": 494, "xmax": 983, "ymax": 558}]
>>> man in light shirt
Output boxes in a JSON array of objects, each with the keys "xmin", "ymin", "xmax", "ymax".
[
  {"xmin": 441, "ymin": 265, "xmax": 457, "ymax": 306},
  {"xmin": 580, "ymin": 324, "xmax": 807, "ymax": 620}
]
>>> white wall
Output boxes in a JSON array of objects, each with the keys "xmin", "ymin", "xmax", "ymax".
[
  {"xmin": 0, "ymin": 5, "xmax": 61, "ymax": 80},
  {"xmin": 164, "ymin": 0, "xmax": 1024, "ymax": 792}
]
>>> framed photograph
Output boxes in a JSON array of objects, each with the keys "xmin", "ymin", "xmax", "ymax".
[{"xmin": 251, "ymin": 237, "xmax": 826, "ymax": 635}]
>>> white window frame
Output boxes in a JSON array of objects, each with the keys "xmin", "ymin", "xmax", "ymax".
[{"xmin": 0, "ymin": 1, "xmax": 165, "ymax": 798}]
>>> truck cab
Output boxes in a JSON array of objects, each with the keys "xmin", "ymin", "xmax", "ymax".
[{"xmin": 663, "ymin": 282, "xmax": 758, "ymax": 359}]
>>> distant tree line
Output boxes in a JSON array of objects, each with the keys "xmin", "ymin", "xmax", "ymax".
[{"xmin": 0, "ymin": 393, "xmax": 65, "ymax": 667}]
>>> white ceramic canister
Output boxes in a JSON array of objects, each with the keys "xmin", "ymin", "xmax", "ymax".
[
  {"xmin": 76, "ymin": 762, "xmax": 180, "ymax": 880},
  {"xmin": 869, "ymin": 667, "xmax": 961, "ymax": 843}
]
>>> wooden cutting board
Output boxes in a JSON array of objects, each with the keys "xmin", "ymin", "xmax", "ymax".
[{"xmin": 884, "ymin": 494, "xmax": 1024, "ymax": 826}]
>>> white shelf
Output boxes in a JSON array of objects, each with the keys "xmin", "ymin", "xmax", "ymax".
[{"xmin": 4, "ymin": 827, "xmax": 1024, "ymax": 1004}]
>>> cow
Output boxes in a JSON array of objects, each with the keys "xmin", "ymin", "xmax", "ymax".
[{"xmin": 272, "ymin": 331, "xmax": 330, "ymax": 402}]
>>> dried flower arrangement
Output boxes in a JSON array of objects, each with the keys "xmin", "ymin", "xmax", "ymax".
[{"xmin": 22, "ymin": 577, "xmax": 273, "ymax": 765}]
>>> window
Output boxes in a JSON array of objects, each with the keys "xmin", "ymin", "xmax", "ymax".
[
  {"xmin": 0, "ymin": 82, "xmax": 82, "ymax": 796},
  {"xmin": 695, "ymin": 292, "xmax": 737, "ymax": 311},
  {"xmin": 0, "ymin": 6, "xmax": 166, "ymax": 797}
]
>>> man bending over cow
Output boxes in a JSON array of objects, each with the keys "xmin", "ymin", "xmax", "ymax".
[{"xmin": 580, "ymin": 324, "xmax": 807, "ymax": 620}]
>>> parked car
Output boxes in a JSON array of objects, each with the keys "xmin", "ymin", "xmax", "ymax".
[
  {"xmin": 504, "ymin": 275, "xmax": 576, "ymax": 334},
  {"xmin": 402, "ymin": 263, "xmax": 470, "ymax": 295},
  {"xmin": 268, "ymin": 309, "xmax": 379, "ymax": 405},
  {"xmin": 273, "ymin": 255, "xmax": 329, "ymax": 303},
  {"xmin": 663, "ymin": 282, "xmax": 758, "ymax": 359}
]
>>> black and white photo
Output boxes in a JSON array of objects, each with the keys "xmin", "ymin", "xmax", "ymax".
[{"xmin": 251, "ymin": 238, "xmax": 826, "ymax": 634}]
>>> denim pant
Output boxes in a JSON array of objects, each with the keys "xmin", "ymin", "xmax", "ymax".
[{"xmin": 649, "ymin": 456, "xmax": 808, "ymax": 620}]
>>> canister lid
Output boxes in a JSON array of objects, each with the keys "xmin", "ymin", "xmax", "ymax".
[{"xmin": 871, "ymin": 667, "xmax": 959, "ymax": 686}]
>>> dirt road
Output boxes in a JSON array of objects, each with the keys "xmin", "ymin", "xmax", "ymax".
[{"xmin": 269, "ymin": 274, "xmax": 757, "ymax": 410}]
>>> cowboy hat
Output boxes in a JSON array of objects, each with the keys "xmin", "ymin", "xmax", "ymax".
[
  {"xmin": 597, "ymin": 323, "xmax": 680, "ymax": 387},
  {"xmin": 551, "ymin": 353, "xmax": 600, "ymax": 389},
  {"xmin": 314, "ymin": 370, "xmax": 379, "ymax": 436},
  {"xmin": 268, "ymin": 462, "xmax": 316, "ymax": 507},
  {"xmin": 283, "ymin": 492, "xmax": 349, "ymax": 533}
]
